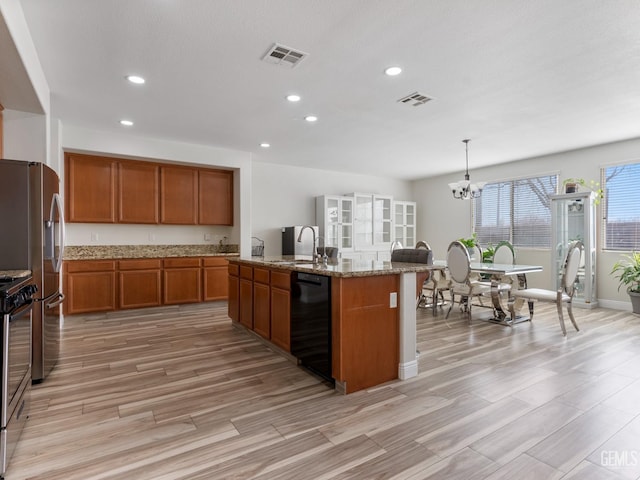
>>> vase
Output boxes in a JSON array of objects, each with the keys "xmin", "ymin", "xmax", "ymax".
[{"xmin": 628, "ymin": 288, "xmax": 640, "ymax": 314}]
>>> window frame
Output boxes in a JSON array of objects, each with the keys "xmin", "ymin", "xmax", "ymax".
[{"xmin": 601, "ymin": 161, "xmax": 640, "ymax": 251}]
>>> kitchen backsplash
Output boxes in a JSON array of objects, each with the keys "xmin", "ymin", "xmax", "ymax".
[{"xmin": 64, "ymin": 244, "xmax": 239, "ymax": 260}]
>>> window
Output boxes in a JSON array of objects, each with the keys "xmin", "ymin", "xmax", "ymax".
[
  {"xmin": 474, "ymin": 174, "xmax": 557, "ymax": 248},
  {"xmin": 603, "ymin": 163, "xmax": 640, "ymax": 250}
]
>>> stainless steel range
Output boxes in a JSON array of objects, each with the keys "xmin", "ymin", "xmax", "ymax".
[{"xmin": 0, "ymin": 274, "xmax": 36, "ymax": 478}]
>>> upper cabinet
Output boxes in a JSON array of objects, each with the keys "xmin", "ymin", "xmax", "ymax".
[
  {"xmin": 119, "ymin": 161, "xmax": 159, "ymax": 223},
  {"xmin": 316, "ymin": 195, "xmax": 354, "ymax": 251},
  {"xmin": 160, "ymin": 165, "xmax": 198, "ymax": 224},
  {"xmin": 393, "ymin": 201, "xmax": 416, "ymax": 248},
  {"xmin": 66, "ymin": 153, "xmax": 118, "ymax": 223},
  {"xmin": 198, "ymin": 169, "xmax": 233, "ymax": 226},
  {"xmin": 65, "ymin": 152, "xmax": 234, "ymax": 226}
]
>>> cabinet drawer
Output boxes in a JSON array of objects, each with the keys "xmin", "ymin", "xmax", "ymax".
[
  {"xmin": 228, "ymin": 264, "xmax": 239, "ymax": 276},
  {"xmin": 240, "ymin": 265, "xmax": 253, "ymax": 280},
  {"xmin": 118, "ymin": 259, "xmax": 162, "ymax": 270},
  {"xmin": 66, "ymin": 260, "xmax": 116, "ymax": 273},
  {"xmin": 253, "ymin": 267, "xmax": 270, "ymax": 284},
  {"xmin": 270, "ymin": 271, "xmax": 291, "ymax": 290},
  {"xmin": 164, "ymin": 257, "xmax": 201, "ymax": 268},
  {"xmin": 203, "ymin": 257, "xmax": 229, "ymax": 267}
]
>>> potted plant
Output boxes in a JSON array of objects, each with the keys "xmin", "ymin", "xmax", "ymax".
[
  {"xmin": 562, "ymin": 178, "xmax": 604, "ymax": 206},
  {"xmin": 611, "ymin": 251, "xmax": 640, "ymax": 314},
  {"xmin": 458, "ymin": 232, "xmax": 477, "ymax": 249}
]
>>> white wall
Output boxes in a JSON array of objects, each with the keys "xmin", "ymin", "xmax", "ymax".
[
  {"xmin": 412, "ymin": 136, "xmax": 640, "ymax": 307},
  {"xmin": 3, "ymin": 108, "xmax": 46, "ymax": 162},
  {"xmin": 248, "ymin": 161, "xmax": 412, "ymax": 256}
]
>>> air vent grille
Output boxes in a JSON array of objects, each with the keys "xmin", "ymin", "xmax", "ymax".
[
  {"xmin": 262, "ymin": 43, "xmax": 308, "ymax": 68},
  {"xmin": 398, "ymin": 92, "xmax": 433, "ymax": 107}
]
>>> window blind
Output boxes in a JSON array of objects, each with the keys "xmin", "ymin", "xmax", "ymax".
[
  {"xmin": 604, "ymin": 163, "xmax": 640, "ymax": 250},
  {"xmin": 474, "ymin": 174, "xmax": 557, "ymax": 248}
]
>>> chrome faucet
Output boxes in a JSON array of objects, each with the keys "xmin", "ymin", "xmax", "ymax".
[{"xmin": 297, "ymin": 225, "xmax": 318, "ymax": 264}]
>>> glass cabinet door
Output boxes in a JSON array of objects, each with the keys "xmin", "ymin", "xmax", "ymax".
[{"xmin": 551, "ymin": 192, "xmax": 597, "ymax": 307}]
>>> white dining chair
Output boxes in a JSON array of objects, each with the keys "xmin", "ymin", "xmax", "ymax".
[
  {"xmin": 508, "ymin": 240, "xmax": 584, "ymax": 335},
  {"xmin": 446, "ymin": 240, "xmax": 491, "ymax": 321}
]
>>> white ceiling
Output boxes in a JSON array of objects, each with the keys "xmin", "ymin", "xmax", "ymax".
[{"xmin": 16, "ymin": 0, "xmax": 640, "ymax": 180}]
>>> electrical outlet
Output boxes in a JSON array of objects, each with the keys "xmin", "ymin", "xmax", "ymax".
[
  {"xmin": 90, "ymin": 232, "xmax": 99, "ymax": 242},
  {"xmin": 204, "ymin": 233, "xmax": 212, "ymax": 241},
  {"xmin": 390, "ymin": 292, "xmax": 397, "ymax": 308},
  {"xmin": 149, "ymin": 233, "xmax": 156, "ymax": 242}
]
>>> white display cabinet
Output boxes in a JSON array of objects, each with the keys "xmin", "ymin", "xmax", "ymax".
[
  {"xmin": 550, "ymin": 192, "xmax": 598, "ymax": 307},
  {"xmin": 393, "ymin": 201, "xmax": 416, "ymax": 248},
  {"xmin": 315, "ymin": 195, "xmax": 354, "ymax": 252},
  {"xmin": 350, "ymin": 193, "xmax": 393, "ymax": 250}
]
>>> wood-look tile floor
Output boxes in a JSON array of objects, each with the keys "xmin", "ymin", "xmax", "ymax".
[{"xmin": 7, "ymin": 301, "xmax": 640, "ymax": 479}]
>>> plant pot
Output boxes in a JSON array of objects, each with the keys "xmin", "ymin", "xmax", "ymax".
[
  {"xmin": 628, "ymin": 288, "xmax": 640, "ymax": 314},
  {"xmin": 565, "ymin": 183, "xmax": 577, "ymax": 194}
]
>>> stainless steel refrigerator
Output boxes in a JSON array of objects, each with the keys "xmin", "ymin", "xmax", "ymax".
[{"xmin": 0, "ymin": 159, "xmax": 65, "ymax": 382}]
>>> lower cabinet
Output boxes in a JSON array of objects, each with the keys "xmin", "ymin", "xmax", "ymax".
[
  {"xmin": 228, "ymin": 265, "xmax": 292, "ymax": 352},
  {"xmin": 64, "ymin": 260, "xmax": 117, "ymax": 314},
  {"xmin": 163, "ymin": 258, "xmax": 202, "ymax": 305},
  {"xmin": 64, "ymin": 256, "xmax": 230, "ymax": 314},
  {"xmin": 118, "ymin": 259, "xmax": 162, "ymax": 309},
  {"xmin": 270, "ymin": 271, "xmax": 291, "ymax": 352}
]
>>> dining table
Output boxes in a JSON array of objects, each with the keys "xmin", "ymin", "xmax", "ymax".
[{"xmin": 433, "ymin": 260, "xmax": 543, "ymax": 325}]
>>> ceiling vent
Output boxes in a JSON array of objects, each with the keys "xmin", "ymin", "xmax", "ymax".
[
  {"xmin": 398, "ymin": 92, "xmax": 433, "ymax": 107},
  {"xmin": 262, "ymin": 43, "xmax": 308, "ymax": 68}
]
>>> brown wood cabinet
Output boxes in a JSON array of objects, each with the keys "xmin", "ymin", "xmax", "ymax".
[
  {"xmin": 198, "ymin": 169, "xmax": 233, "ymax": 225},
  {"xmin": 332, "ymin": 275, "xmax": 399, "ymax": 393},
  {"xmin": 203, "ymin": 257, "xmax": 229, "ymax": 301},
  {"xmin": 228, "ymin": 264, "xmax": 239, "ymax": 322},
  {"xmin": 64, "ymin": 260, "xmax": 117, "ymax": 314},
  {"xmin": 270, "ymin": 270, "xmax": 291, "ymax": 352},
  {"xmin": 163, "ymin": 257, "xmax": 202, "ymax": 305},
  {"xmin": 160, "ymin": 166, "xmax": 198, "ymax": 224},
  {"xmin": 252, "ymin": 268, "xmax": 270, "ymax": 339},
  {"xmin": 65, "ymin": 153, "xmax": 117, "ymax": 223},
  {"xmin": 239, "ymin": 266, "xmax": 253, "ymax": 329},
  {"xmin": 118, "ymin": 162, "xmax": 159, "ymax": 223},
  {"xmin": 118, "ymin": 259, "xmax": 162, "ymax": 309},
  {"xmin": 65, "ymin": 152, "xmax": 234, "ymax": 226}
]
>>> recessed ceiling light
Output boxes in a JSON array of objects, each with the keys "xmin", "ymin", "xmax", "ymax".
[
  {"xmin": 304, "ymin": 115, "xmax": 318, "ymax": 122},
  {"xmin": 120, "ymin": 119, "xmax": 134, "ymax": 126},
  {"xmin": 260, "ymin": 143, "xmax": 270, "ymax": 148},
  {"xmin": 126, "ymin": 75, "xmax": 145, "ymax": 84},
  {"xmin": 286, "ymin": 94, "xmax": 301, "ymax": 102},
  {"xmin": 384, "ymin": 66, "xmax": 402, "ymax": 76}
]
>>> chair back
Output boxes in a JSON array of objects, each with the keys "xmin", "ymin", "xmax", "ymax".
[
  {"xmin": 562, "ymin": 241, "xmax": 584, "ymax": 294},
  {"xmin": 391, "ymin": 248, "xmax": 432, "ymax": 264},
  {"xmin": 447, "ymin": 241, "xmax": 471, "ymax": 284},
  {"xmin": 415, "ymin": 241, "xmax": 430, "ymax": 250},
  {"xmin": 493, "ymin": 241, "xmax": 515, "ymax": 265}
]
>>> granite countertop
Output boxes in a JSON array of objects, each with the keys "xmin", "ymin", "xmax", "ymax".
[
  {"xmin": 0, "ymin": 270, "xmax": 32, "ymax": 279},
  {"xmin": 64, "ymin": 244, "xmax": 239, "ymax": 261},
  {"xmin": 228, "ymin": 255, "xmax": 437, "ymax": 278}
]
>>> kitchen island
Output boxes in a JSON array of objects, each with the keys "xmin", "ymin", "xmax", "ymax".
[{"xmin": 227, "ymin": 256, "xmax": 434, "ymax": 393}]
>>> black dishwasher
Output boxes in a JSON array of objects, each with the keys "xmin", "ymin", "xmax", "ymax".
[{"xmin": 290, "ymin": 272, "xmax": 333, "ymax": 383}]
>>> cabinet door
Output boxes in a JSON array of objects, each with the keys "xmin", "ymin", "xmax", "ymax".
[
  {"xmin": 65, "ymin": 153, "xmax": 117, "ymax": 223},
  {"xmin": 271, "ymin": 287, "xmax": 290, "ymax": 351},
  {"xmin": 228, "ymin": 265, "xmax": 239, "ymax": 321},
  {"xmin": 160, "ymin": 166, "xmax": 198, "ymax": 224},
  {"xmin": 119, "ymin": 269, "xmax": 162, "ymax": 309},
  {"xmin": 270, "ymin": 270, "xmax": 291, "ymax": 352},
  {"xmin": 118, "ymin": 162, "xmax": 159, "ymax": 223},
  {"xmin": 203, "ymin": 257, "xmax": 229, "ymax": 301},
  {"xmin": 354, "ymin": 194, "xmax": 374, "ymax": 248},
  {"xmin": 374, "ymin": 195, "xmax": 393, "ymax": 245},
  {"xmin": 198, "ymin": 169, "xmax": 233, "ymax": 225},
  {"xmin": 239, "ymin": 278, "xmax": 253, "ymax": 329},
  {"xmin": 163, "ymin": 267, "xmax": 202, "ymax": 304},
  {"xmin": 253, "ymin": 282, "xmax": 270, "ymax": 339}
]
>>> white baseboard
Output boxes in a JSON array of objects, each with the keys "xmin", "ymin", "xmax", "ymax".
[
  {"xmin": 398, "ymin": 360, "xmax": 418, "ymax": 380},
  {"xmin": 597, "ymin": 298, "xmax": 633, "ymax": 311}
]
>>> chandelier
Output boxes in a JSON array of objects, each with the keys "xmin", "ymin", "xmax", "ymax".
[{"xmin": 448, "ymin": 139, "xmax": 486, "ymax": 200}]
